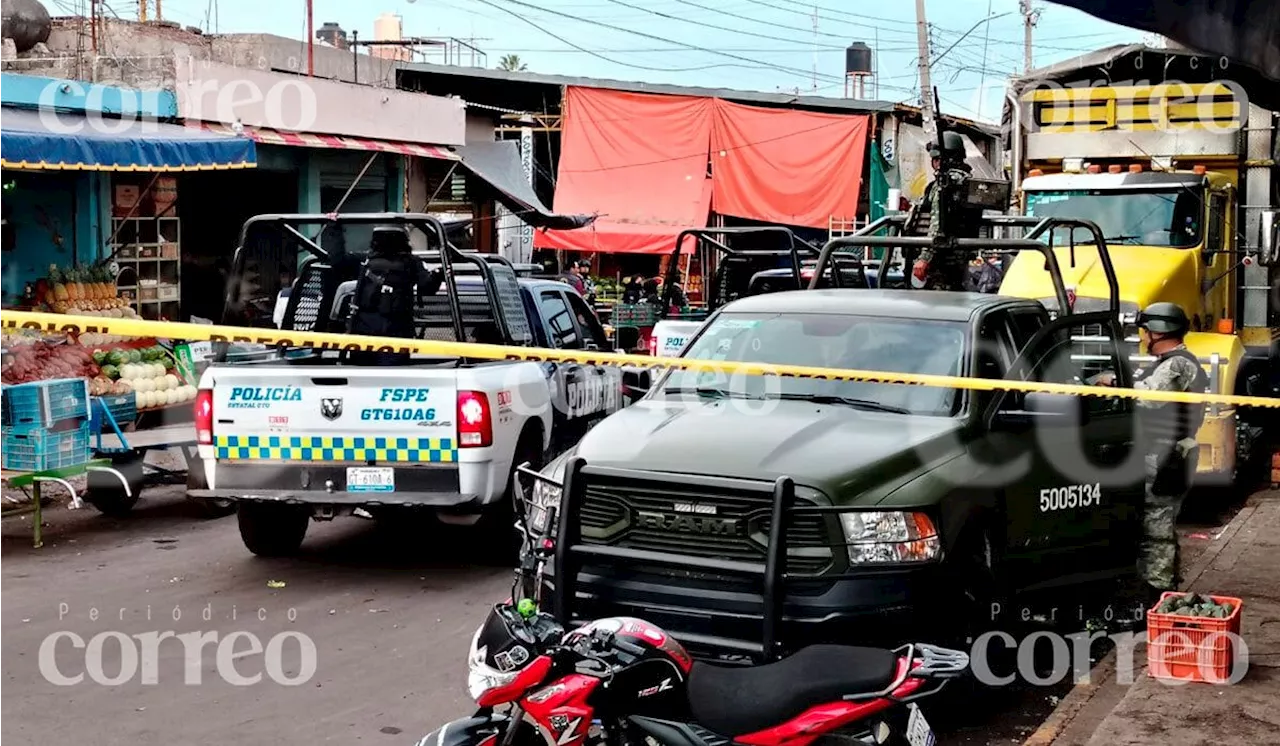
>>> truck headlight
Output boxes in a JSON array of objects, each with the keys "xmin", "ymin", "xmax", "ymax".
[
  {"xmin": 527, "ymin": 465, "xmax": 565, "ymax": 533},
  {"xmin": 839, "ymin": 511, "xmax": 941, "ymax": 564}
]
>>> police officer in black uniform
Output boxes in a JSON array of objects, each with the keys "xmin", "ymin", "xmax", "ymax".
[{"xmin": 346, "ymin": 226, "xmax": 442, "ymax": 366}]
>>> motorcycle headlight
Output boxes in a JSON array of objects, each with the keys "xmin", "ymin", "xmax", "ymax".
[
  {"xmin": 466, "ymin": 628, "xmax": 520, "ymax": 702},
  {"xmin": 839, "ymin": 511, "xmax": 941, "ymax": 564},
  {"xmin": 527, "ymin": 465, "xmax": 565, "ymax": 533}
]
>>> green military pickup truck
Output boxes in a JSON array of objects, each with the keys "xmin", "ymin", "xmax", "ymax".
[{"xmin": 526, "ymin": 216, "xmax": 1153, "ymax": 660}]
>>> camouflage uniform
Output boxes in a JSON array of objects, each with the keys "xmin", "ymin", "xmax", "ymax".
[{"xmin": 1132, "ymin": 345, "xmax": 1208, "ymax": 591}]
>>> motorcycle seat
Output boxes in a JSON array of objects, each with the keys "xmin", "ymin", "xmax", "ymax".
[{"xmin": 686, "ymin": 644, "xmax": 900, "ymax": 737}]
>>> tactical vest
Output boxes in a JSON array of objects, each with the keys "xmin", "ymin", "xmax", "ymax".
[
  {"xmin": 348, "ymin": 254, "xmax": 419, "ymax": 337},
  {"xmin": 1134, "ymin": 347, "xmax": 1210, "ymax": 447}
]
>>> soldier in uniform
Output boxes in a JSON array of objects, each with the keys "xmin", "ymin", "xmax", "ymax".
[
  {"xmin": 1095, "ymin": 302, "xmax": 1209, "ymax": 600},
  {"xmin": 346, "ymin": 226, "xmax": 442, "ymax": 366},
  {"xmin": 905, "ymin": 133, "xmax": 974, "ymax": 291}
]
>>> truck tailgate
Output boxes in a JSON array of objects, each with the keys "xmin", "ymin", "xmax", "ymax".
[
  {"xmin": 210, "ymin": 368, "xmax": 458, "ymax": 464},
  {"xmin": 652, "ymin": 320, "xmax": 703, "ymax": 357}
]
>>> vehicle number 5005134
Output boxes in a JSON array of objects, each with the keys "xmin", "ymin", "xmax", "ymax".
[{"xmin": 1040, "ymin": 483, "xmax": 1102, "ymax": 512}]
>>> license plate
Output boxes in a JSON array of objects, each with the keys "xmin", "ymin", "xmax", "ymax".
[
  {"xmin": 346, "ymin": 467, "xmax": 394, "ymax": 492},
  {"xmin": 906, "ymin": 704, "xmax": 936, "ymax": 746}
]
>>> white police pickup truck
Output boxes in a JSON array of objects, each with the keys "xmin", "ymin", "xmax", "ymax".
[{"xmin": 189, "ymin": 213, "xmax": 627, "ymax": 557}]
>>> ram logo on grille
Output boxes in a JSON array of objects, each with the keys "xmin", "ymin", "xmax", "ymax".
[{"xmin": 635, "ymin": 509, "xmax": 743, "ymax": 536}]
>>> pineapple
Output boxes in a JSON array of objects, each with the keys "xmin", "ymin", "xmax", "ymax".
[
  {"xmin": 50, "ymin": 266, "xmax": 70, "ymax": 303},
  {"xmin": 91, "ymin": 266, "xmax": 106, "ymax": 300},
  {"xmin": 65, "ymin": 268, "xmax": 80, "ymax": 301}
]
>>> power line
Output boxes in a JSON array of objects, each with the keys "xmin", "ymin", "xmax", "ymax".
[
  {"xmin": 475, "ymin": 0, "xmax": 847, "ymax": 84},
  {"xmin": 599, "ymin": 0, "xmax": 849, "ymax": 50},
  {"xmin": 742, "ymin": 0, "xmax": 921, "ymax": 39},
  {"xmin": 670, "ymin": 0, "xmax": 889, "ymax": 43}
]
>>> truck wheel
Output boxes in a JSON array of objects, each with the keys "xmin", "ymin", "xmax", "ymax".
[
  {"xmin": 237, "ymin": 503, "xmax": 309, "ymax": 557},
  {"xmin": 85, "ymin": 452, "xmax": 145, "ymax": 517}
]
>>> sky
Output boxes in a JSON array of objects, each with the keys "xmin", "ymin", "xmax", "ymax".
[{"xmin": 87, "ymin": 0, "xmax": 1155, "ymax": 121}]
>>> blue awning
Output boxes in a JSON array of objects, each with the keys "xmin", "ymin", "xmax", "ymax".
[{"xmin": 0, "ymin": 107, "xmax": 256, "ymax": 172}]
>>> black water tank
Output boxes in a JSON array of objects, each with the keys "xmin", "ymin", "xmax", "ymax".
[
  {"xmin": 846, "ymin": 42, "xmax": 873, "ymax": 75},
  {"xmin": 2, "ymin": 0, "xmax": 51, "ymax": 54}
]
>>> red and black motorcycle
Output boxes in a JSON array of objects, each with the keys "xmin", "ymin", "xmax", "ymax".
[{"xmin": 416, "ymin": 467, "xmax": 969, "ymax": 746}]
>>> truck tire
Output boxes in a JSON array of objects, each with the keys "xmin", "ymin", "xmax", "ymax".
[
  {"xmin": 85, "ymin": 452, "xmax": 144, "ymax": 517},
  {"xmin": 237, "ymin": 502, "xmax": 309, "ymax": 557}
]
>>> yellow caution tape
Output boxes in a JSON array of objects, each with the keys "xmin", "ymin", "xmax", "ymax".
[{"xmin": 3, "ymin": 310, "xmax": 1278, "ymax": 409}]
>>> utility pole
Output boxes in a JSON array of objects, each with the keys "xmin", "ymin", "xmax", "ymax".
[
  {"xmin": 305, "ymin": 0, "xmax": 315, "ymax": 76},
  {"xmin": 914, "ymin": 0, "xmax": 936, "ymax": 139},
  {"xmin": 1020, "ymin": 0, "xmax": 1040, "ymax": 74}
]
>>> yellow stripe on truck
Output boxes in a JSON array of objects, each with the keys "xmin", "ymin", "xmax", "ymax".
[{"xmin": 3, "ymin": 310, "xmax": 1278, "ymax": 410}]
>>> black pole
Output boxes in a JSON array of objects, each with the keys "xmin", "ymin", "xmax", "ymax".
[
  {"xmin": 761, "ymin": 476, "xmax": 793, "ymax": 662},
  {"xmin": 352, "ymin": 30, "xmax": 359, "ymax": 82},
  {"xmin": 553, "ymin": 457, "xmax": 588, "ymax": 627}
]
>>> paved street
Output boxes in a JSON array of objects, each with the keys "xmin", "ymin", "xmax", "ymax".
[{"xmin": 0, "ymin": 484, "xmax": 1242, "ymax": 746}]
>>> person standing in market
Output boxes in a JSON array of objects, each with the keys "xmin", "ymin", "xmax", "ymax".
[
  {"xmin": 346, "ymin": 226, "xmax": 441, "ymax": 366},
  {"xmin": 1093, "ymin": 302, "xmax": 1208, "ymax": 600},
  {"xmin": 559, "ymin": 260, "xmax": 586, "ymax": 295}
]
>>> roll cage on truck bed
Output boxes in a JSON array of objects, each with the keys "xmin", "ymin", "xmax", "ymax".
[
  {"xmin": 217, "ymin": 212, "xmax": 535, "ymax": 360},
  {"xmin": 544, "ymin": 213, "xmax": 1136, "ymax": 664},
  {"xmin": 646, "ymin": 227, "xmax": 869, "ymax": 356}
]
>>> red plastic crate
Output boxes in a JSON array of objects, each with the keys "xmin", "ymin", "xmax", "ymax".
[{"xmin": 1147, "ymin": 592, "xmax": 1243, "ymax": 684}]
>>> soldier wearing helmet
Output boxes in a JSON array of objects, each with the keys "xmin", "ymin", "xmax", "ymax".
[{"xmin": 1095, "ymin": 302, "xmax": 1209, "ymax": 599}]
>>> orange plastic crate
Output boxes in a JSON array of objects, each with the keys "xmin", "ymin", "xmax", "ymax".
[{"xmin": 1147, "ymin": 592, "xmax": 1243, "ymax": 684}]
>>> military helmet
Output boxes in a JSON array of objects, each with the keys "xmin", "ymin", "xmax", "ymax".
[{"xmin": 1137, "ymin": 302, "xmax": 1190, "ymax": 336}]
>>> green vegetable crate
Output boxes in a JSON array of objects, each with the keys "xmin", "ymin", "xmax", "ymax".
[{"xmin": 1147, "ymin": 591, "xmax": 1244, "ymax": 684}]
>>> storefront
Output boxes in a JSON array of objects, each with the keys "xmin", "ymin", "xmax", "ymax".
[{"xmin": 0, "ymin": 102, "xmax": 256, "ymax": 321}]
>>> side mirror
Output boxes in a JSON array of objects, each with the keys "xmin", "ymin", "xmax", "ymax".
[
  {"xmin": 1258, "ymin": 210, "xmax": 1278, "ymax": 266},
  {"xmin": 621, "ymin": 367, "xmax": 651, "ymax": 403}
]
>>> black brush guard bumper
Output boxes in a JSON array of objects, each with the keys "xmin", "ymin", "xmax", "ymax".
[{"xmin": 549, "ymin": 458, "xmax": 943, "ymax": 662}]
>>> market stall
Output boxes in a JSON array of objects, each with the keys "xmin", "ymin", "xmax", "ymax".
[{"xmin": 1, "ymin": 325, "xmax": 211, "ymax": 519}]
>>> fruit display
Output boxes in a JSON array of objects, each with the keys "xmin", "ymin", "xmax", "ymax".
[
  {"xmin": 1155, "ymin": 592, "xmax": 1236, "ymax": 619},
  {"xmin": 38, "ymin": 264, "xmax": 139, "ymax": 318},
  {"xmin": 92, "ymin": 344, "xmax": 193, "ymax": 409},
  {"xmin": 1, "ymin": 341, "xmax": 99, "ymax": 385}
]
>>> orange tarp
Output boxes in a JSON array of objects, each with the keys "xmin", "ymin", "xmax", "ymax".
[
  {"xmin": 534, "ymin": 87, "xmax": 714, "ymax": 255},
  {"xmin": 710, "ymin": 100, "xmax": 869, "ymax": 229},
  {"xmin": 536, "ymin": 86, "xmax": 870, "ymax": 254}
]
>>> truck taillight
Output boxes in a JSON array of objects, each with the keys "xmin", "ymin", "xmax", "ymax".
[
  {"xmin": 457, "ymin": 391, "xmax": 492, "ymax": 448},
  {"xmin": 195, "ymin": 389, "xmax": 214, "ymax": 445},
  {"xmin": 647, "ymin": 335, "xmax": 657, "ymax": 356}
]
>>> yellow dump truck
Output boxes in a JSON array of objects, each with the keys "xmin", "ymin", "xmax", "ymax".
[{"xmin": 1001, "ymin": 80, "xmax": 1278, "ymax": 485}]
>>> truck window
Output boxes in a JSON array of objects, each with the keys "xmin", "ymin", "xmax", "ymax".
[
  {"xmin": 1027, "ymin": 323, "xmax": 1127, "ymax": 415},
  {"xmin": 1206, "ymin": 193, "xmax": 1226, "ymax": 261},
  {"xmin": 661, "ymin": 312, "xmax": 966, "ymax": 417},
  {"xmin": 976, "ymin": 312, "xmax": 1016, "ymax": 379},
  {"xmin": 1026, "ymin": 189, "xmax": 1203, "ymax": 248},
  {"xmin": 539, "ymin": 291, "xmax": 581, "ymax": 349},
  {"xmin": 1005, "ymin": 309, "xmax": 1045, "ymax": 355},
  {"xmin": 565, "ymin": 292, "xmax": 608, "ymax": 350}
]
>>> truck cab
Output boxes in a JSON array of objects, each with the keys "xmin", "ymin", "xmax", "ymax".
[{"xmin": 999, "ymin": 80, "xmax": 1279, "ymax": 484}]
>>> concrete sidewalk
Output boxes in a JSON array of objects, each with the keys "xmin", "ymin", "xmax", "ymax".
[{"xmin": 1031, "ymin": 489, "xmax": 1280, "ymax": 746}]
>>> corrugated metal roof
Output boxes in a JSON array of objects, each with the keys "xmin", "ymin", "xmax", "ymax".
[{"xmin": 397, "ymin": 60, "xmax": 898, "ymax": 113}]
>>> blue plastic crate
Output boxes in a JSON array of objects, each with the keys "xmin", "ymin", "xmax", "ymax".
[
  {"xmin": 90, "ymin": 393, "xmax": 138, "ymax": 434},
  {"xmin": 1, "ymin": 378, "xmax": 91, "ymax": 428},
  {"xmin": 2, "ymin": 420, "xmax": 92, "ymax": 472}
]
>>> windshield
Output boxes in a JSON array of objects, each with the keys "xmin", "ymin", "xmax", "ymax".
[
  {"xmin": 1026, "ymin": 189, "xmax": 1203, "ymax": 247},
  {"xmin": 659, "ymin": 312, "xmax": 967, "ymax": 417}
]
